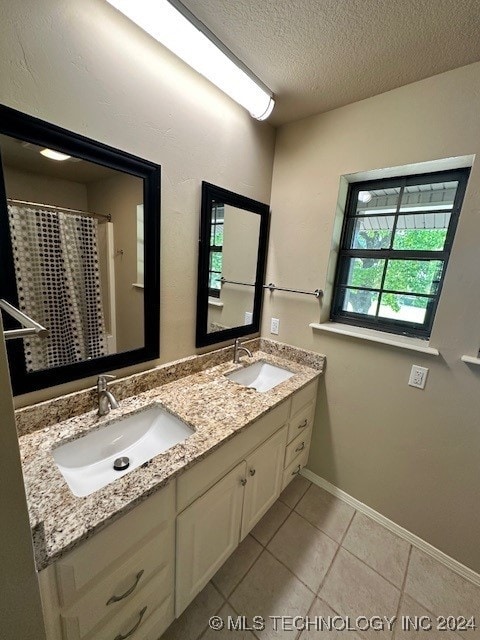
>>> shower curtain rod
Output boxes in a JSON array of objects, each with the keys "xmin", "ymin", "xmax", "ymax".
[{"xmin": 7, "ymin": 198, "xmax": 112, "ymax": 222}]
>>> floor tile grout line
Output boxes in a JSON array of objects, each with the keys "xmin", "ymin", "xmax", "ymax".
[
  {"xmin": 292, "ymin": 504, "xmax": 352, "ymax": 547},
  {"xmin": 316, "ymin": 507, "xmax": 357, "ymax": 596},
  {"xmin": 250, "ymin": 503, "xmax": 292, "ymax": 548},
  {"xmin": 263, "ymin": 545, "xmax": 320, "ymax": 597},
  {"xmin": 392, "ymin": 544, "xmax": 413, "ymax": 640},
  {"xmin": 211, "ymin": 537, "xmax": 263, "ymax": 600},
  {"xmin": 278, "ymin": 477, "xmax": 311, "ymax": 511},
  {"xmin": 194, "ymin": 586, "xmax": 226, "ymax": 640},
  {"xmin": 338, "ymin": 543, "xmax": 410, "ymax": 592}
]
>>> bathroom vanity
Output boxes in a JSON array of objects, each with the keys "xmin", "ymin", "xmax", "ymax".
[{"xmin": 16, "ymin": 339, "xmax": 324, "ymax": 640}]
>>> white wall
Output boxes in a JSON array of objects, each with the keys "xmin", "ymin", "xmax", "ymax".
[
  {"xmin": 0, "ymin": 0, "xmax": 275, "ymax": 406},
  {"xmin": 265, "ymin": 61, "xmax": 480, "ymax": 573}
]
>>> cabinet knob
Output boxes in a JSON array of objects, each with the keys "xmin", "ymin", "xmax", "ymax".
[
  {"xmin": 295, "ymin": 442, "xmax": 305, "ymax": 453},
  {"xmin": 291, "ymin": 465, "xmax": 301, "ymax": 476},
  {"xmin": 298, "ymin": 419, "xmax": 308, "ymax": 429},
  {"xmin": 249, "ymin": 468, "xmax": 256, "ymax": 476},
  {"xmin": 240, "ymin": 478, "xmax": 247, "ymax": 486}
]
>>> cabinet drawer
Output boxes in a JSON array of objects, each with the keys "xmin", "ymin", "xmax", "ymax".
[
  {"xmin": 60, "ymin": 525, "xmax": 173, "ymax": 640},
  {"xmin": 177, "ymin": 400, "xmax": 290, "ymax": 512},
  {"xmin": 56, "ymin": 482, "xmax": 175, "ymax": 608},
  {"xmin": 282, "ymin": 448, "xmax": 309, "ymax": 491},
  {"xmin": 76, "ymin": 569, "xmax": 174, "ymax": 640},
  {"xmin": 287, "ymin": 401, "xmax": 315, "ymax": 444},
  {"xmin": 284, "ymin": 426, "xmax": 312, "ymax": 469},
  {"xmin": 291, "ymin": 380, "xmax": 318, "ymax": 416}
]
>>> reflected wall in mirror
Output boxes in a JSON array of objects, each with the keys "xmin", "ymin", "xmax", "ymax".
[
  {"xmin": 0, "ymin": 105, "xmax": 160, "ymax": 395},
  {"xmin": 196, "ymin": 182, "xmax": 269, "ymax": 347}
]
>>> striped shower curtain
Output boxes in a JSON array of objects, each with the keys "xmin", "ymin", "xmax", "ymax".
[{"xmin": 7, "ymin": 205, "xmax": 107, "ymax": 372}]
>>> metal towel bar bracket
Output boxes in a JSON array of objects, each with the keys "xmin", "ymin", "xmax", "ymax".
[{"xmin": 0, "ymin": 299, "xmax": 49, "ymax": 340}]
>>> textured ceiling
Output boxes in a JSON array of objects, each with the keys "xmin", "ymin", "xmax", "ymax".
[{"xmin": 179, "ymin": 0, "xmax": 480, "ymax": 125}]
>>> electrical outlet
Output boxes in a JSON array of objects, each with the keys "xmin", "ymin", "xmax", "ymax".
[
  {"xmin": 244, "ymin": 311, "xmax": 253, "ymax": 325},
  {"xmin": 408, "ymin": 365, "xmax": 429, "ymax": 389},
  {"xmin": 270, "ymin": 317, "xmax": 280, "ymax": 335}
]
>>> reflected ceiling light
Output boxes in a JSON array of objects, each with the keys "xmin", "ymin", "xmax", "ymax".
[
  {"xmin": 40, "ymin": 149, "xmax": 71, "ymax": 161},
  {"xmin": 358, "ymin": 190, "xmax": 372, "ymax": 203},
  {"xmin": 105, "ymin": 0, "xmax": 275, "ymax": 120}
]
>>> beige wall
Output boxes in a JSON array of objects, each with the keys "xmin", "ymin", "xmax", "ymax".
[
  {"xmin": 0, "ymin": 0, "xmax": 275, "ymax": 407},
  {"xmin": 3, "ymin": 166, "xmax": 88, "ymax": 209},
  {"xmin": 87, "ymin": 172, "xmax": 144, "ymax": 352},
  {"xmin": 0, "ymin": 319, "xmax": 46, "ymax": 639},
  {"xmin": 265, "ymin": 61, "xmax": 480, "ymax": 573}
]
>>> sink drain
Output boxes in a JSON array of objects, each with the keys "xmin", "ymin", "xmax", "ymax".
[{"xmin": 113, "ymin": 456, "xmax": 130, "ymax": 471}]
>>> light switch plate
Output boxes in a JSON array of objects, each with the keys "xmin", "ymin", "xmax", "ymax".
[{"xmin": 408, "ymin": 365, "xmax": 429, "ymax": 389}]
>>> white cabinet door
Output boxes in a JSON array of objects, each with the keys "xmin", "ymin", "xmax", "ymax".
[
  {"xmin": 240, "ymin": 426, "xmax": 287, "ymax": 539},
  {"xmin": 175, "ymin": 461, "xmax": 246, "ymax": 616}
]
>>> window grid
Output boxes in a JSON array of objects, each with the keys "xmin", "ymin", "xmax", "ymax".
[
  {"xmin": 331, "ymin": 169, "xmax": 470, "ymax": 338},
  {"xmin": 208, "ymin": 202, "xmax": 224, "ymax": 298}
]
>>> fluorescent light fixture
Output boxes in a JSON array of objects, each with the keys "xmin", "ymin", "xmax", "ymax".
[
  {"xmin": 40, "ymin": 148, "xmax": 71, "ymax": 161},
  {"xmin": 358, "ymin": 190, "xmax": 372, "ymax": 203},
  {"xmin": 106, "ymin": 0, "xmax": 275, "ymax": 120}
]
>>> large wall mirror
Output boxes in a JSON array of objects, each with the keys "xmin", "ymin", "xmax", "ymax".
[
  {"xmin": 196, "ymin": 182, "xmax": 269, "ymax": 347},
  {"xmin": 0, "ymin": 105, "xmax": 160, "ymax": 395}
]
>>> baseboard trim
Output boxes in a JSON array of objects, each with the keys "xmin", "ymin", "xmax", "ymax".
[{"xmin": 301, "ymin": 468, "xmax": 480, "ymax": 587}]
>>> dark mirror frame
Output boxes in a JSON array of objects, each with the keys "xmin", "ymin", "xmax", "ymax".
[
  {"xmin": 0, "ymin": 104, "xmax": 161, "ymax": 395},
  {"xmin": 196, "ymin": 181, "xmax": 269, "ymax": 348}
]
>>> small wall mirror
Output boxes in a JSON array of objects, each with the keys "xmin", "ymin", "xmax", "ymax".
[
  {"xmin": 196, "ymin": 182, "xmax": 269, "ymax": 347},
  {"xmin": 0, "ymin": 105, "xmax": 160, "ymax": 395}
]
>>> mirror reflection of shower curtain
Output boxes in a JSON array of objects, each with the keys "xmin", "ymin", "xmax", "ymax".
[{"xmin": 7, "ymin": 205, "xmax": 107, "ymax": 372}]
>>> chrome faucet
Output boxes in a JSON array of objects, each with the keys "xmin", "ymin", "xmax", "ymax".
[
  {"xmin": 233, "ymin": 338, "xmax": 253, "ymax": 364},
  {"xmin": 97, "ymin": 374, "xmax": 120, "ymax": 416}
]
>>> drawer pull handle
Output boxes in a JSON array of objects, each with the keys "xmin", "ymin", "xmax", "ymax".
[
  {"xmin": 240, "ymin": 478, "xmax": 247, "ymax": 486},
  {"xmin": 291, "ymin": 465, "xmax": 301, "ymax": 476},
  {"xmin": 298, "ymin": 419, "xmax": 308, "ymax": 429},
  {"xmin": 249, "ymin": 468, "xmax": 256, "ymax": 476},
  {"xmin": 295, "ymin": 442, "xmax": 305, "ymax": 453},
  {"xmin": 107, "ymin": 570, "xmax": 144, "ymax": 605},
  {"xmin": 114, "ymin": 606, "xmax": 147, "ymax": 640}
]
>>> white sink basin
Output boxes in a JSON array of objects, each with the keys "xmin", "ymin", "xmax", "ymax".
[
  {"xmin": 226, "ymin": 361, "xmax": 294, "ymax": 392},
  {"xmin": 52, "ymin": 405, "xmax": 194, "ymax": 497}
]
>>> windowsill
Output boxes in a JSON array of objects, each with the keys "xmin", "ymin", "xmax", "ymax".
[
  {"xmin": 461, "ymin": 354, "xmax": 480, "ymax": 365},
  {"xmin": 208, "ymin": 298, "xmax": 223, "ymax": 308},
  {"xmin": 132, "ymin": 283, "xmax": 144, "ymax": 289},
  {"xmin": 310, "ymin": 322, "xmax": 440, "ymax": 355}
]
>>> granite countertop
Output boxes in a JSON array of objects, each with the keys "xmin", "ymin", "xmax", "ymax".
[{"xmin": 18, "ymin": 342, "xmax": 325, "ymax": 571}]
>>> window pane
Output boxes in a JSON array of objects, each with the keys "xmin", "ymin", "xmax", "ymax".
[
  {"xmin": 378, "ymin": 293, "xmax": 429, "ymax": 324},
  {"xmin": 383, "ymin": 260, "xmax": 443, "ymax": 295},
  {"xmin": 210, "ymin": 251, "xmax": 222, "ymax": 273},
  {"xmin": 209, "ymin": 272, "xmax": 221, "ymax": 289},
  {"xmin": 345, "ymin": 257, "xmax": 385, "ymax": 289},
  {"xmin": 393, "ymin": 213, "xmax": 449, "ymax": 250},
  {"xmin": 399, "ymin": 181, "xmax": 458, "ymax": 212},
  {"xmin": 355, "ymin": 187, "xmax": 400, "ymax": 215},
  {"xmin": 342, "ymin": 288, "xmax": 379, "ymax": 316},
  {"xmin": 351, "ymin": 217, "xmax": 393, "ymax": 249}
]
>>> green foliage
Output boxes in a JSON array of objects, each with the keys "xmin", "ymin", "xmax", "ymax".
[{"xmin": 348, "ymin": 228, "xmax": 446, "ymax": 315}]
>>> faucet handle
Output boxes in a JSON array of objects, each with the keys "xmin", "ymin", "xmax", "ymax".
[{"xmin": 97, "ymin": 374, "xmax": 116, "ymax": 391}]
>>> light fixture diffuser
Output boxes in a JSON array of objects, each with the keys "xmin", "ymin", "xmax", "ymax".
[
  {"xmin": 106, "ymin": 0, "xmax": 275, "ymax": 120},
  {"xmin": 40, "ymin": 149, "xmax": 71, "ymax": 161}
]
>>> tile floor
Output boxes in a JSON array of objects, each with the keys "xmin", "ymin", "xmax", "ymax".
[{"xmin": 161, "ymin": 477, "xmax": 480, "ymax": 640}]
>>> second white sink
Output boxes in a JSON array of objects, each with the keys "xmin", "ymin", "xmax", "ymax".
[
  {"xmin": 53, "ymin": 405, "xmax": 194, "ymax": 497},
  {"xmin": 226, "ymin": 361, "xmax": 294, "ymax": 392}
]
